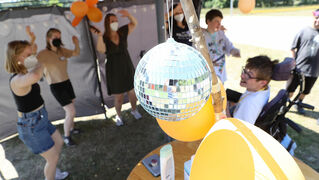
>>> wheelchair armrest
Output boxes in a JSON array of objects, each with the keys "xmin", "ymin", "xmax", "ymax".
[{"xmin": 226, "ymin": 89, "xmax": 242, "ymax": 103}]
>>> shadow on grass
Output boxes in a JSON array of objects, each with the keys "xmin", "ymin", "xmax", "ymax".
[
  {"xmin": 289, "ymin": 109, "xmax": 319, "ymax": 120},
  {"xmin": 287, "ymin": 122, "xmax": 319, "ymax": 172},
  {"xmin": 1, "ymin": 106, "xmax": 168, "ymax": 180}
]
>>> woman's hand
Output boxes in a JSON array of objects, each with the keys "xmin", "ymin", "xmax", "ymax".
[
  {"xmin": 26, "ymin": 26, "xmax": 37, "ymax": 54},
  {"xmin": 91, "ymin": 26, "xmax": 106, "ymax": 53},
  {"xmin": 26, "ymin": 26, "xmax": 36, "ymax": 43},
  {"xmin": 72, "ymin": 36, "xmax": 80, "ymax": 56},
  {"xmin": 72, "ymin": 36, "xmax": 79, "ymax": 45},
  {"xmin": 90, "ymin": 25, "xmax": 103, "ymax": 36},
  {"xmin": 119, "ymin": 9, "xmax": 130, "ymax": 17},
  {"xmin": 121, "ymin": 9, "xmax": 137, "ymax": 34}
]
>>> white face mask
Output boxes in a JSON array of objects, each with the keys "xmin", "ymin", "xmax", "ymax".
[
  {"xmin": 174, "ymin": 14, "xmax": 184, "ymax": 22},
  {"xmin": 110, "ymin": 22, "xmax": 119, "ymax": 31},
  {"xmin": 24, "ymin": 55, "xmax": 38, "ymax": 70}
]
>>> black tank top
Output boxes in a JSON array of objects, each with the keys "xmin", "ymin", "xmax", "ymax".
[{"xmin": 10, "ymin": 74, "xmax": 44, "ymax": 113}]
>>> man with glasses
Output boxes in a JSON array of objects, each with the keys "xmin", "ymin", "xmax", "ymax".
[
  {"xmin": 286, "ymin": 9, "xmax": 319, "ymax": 114},
  {"xmin": 227, "ymin": 55, "xmax": 278, "ymax": 124}
]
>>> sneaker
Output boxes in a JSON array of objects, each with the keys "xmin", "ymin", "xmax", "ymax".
[
  {"xmin": 63, "ymin": 136, "xmax": 76, "ymax": 146},
  {"xmin": 115, "ymin": 115, "xmax": 124, "ymax": 126},
  {"xmin": 70, "ymin": 128, "xmax": 81, "ymax": 135},
  {"xmin": 131, "ymin": 109, "xmax": 142, "ymax": 119},
  {"xmin": 55, "ymin": 168, "xmax": 69, "ymax": 180}
]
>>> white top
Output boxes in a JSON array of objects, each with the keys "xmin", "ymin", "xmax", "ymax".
[
  {"xmin": 203, "ymin": 29, "xmax": 235, "ymax": 83},
  {"xmin": 233, "ymin": 88, "xmax": 270, "ymax": 125}
]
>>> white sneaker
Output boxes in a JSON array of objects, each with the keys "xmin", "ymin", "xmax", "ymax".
[
  {"xmin": 131, "ymin": 109, "xmax": 142, "ymax": 119},
  {"xmin": 55, "ymin": 168, "xmax": 69, "ymax": 180},
  {"xmin": 115, "ymin": 115, "xmax": 124, "ymax": 126}
]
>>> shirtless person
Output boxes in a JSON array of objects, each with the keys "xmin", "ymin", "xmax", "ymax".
[{"xmin": 37, "ymin": 28, "xmax": 80, "ymax": 146}]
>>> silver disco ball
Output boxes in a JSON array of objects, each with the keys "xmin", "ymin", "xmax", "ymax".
[{"xmin": 134, "ymin": 38, "xmax": 212, "ymax": 121}]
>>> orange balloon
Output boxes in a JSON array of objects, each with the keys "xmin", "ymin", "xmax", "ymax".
[
  {"xmin": 156, "ymin": 95, "xmax": 216, "ymax": 142},
  {"xmin": 72, "ymin": 16, "xmax": 83, "ymax": 27},
  {"xmin": 190, "ymin": 129, "xmax": 255, "ymax": 180},
  {"xmin": 238, "ymin": 0, "xmax": 255, "ymax": 14},
  {"xmin": 70, "ymin": 1, "xmax": 88, "ymax": 17},
  {"xmin": 86, "ymin": 0, "xmax": 98, "ymax": 7},
  {"xmin": 87, "ymin": 7, "xmax": 103, "ymax": 22}
]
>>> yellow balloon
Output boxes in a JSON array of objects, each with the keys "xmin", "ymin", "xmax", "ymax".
[
  {"xmin": 190, "ymin": 129, "xmax": 255, "ymax": 180},
  {"xmin": 238, "ymin": 0, "xmax": 255, "ymax": 14},
  {"xmin": 157, "ymin": 95, "xmax": 216, "ymax": 142},
  {"xmin": 190, "ymin": 118, "xmax": 305, "ymax": 180}
]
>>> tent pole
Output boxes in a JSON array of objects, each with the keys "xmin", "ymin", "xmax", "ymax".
[
  {"xmin": 230, "ymin": 0, "xmax": 234, "ymax": 16},
  {"xmin": 180, "ymin": 0, "xmax": 225, "ymax": 120},
  {"xmin": 84, "ymin": 17, "xmax": 108, "ymax": 120},
  {"xmin": 155, "ymin": 0, "xmax": 166, "ymax": 43}
]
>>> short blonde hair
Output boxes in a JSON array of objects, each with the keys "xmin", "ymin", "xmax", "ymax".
[{"xmin": 5, "ymin": 40, "xmax": 30, "ymax": 74}]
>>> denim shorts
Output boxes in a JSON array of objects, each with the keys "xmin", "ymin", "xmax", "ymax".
[{"xmin": 17, "ymin": 106, "xmax": 56, "ymax": 154}]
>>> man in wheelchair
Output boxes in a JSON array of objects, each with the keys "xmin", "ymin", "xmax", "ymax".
[
  {"xmin": 227, "ymin": 56, "xmax": 314, "ymax": 155},
  {"xmin": 226, "ymin": 55, "xmax": 278, "ymax": 125}
]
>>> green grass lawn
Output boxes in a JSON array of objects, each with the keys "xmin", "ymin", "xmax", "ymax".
[{"xmin": 0, "ymin": 106, "xmax": 169, "ymax": 180}]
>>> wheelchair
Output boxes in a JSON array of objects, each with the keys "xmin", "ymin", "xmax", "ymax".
[
  {"xmin": 255, "ymin": 69, "xmax": 314, "ymax": 138},
  {"xmin": 227, "ymin": 58, "xmax": 315, "ymax": 154}
]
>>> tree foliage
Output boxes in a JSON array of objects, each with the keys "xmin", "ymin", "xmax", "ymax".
[
  {"xmin": 0, "ymin": 0, "xmax": 74, "ymax": 10},
  {"xmin": 202, "ymin": 0, "xmax": 319, "ymax": 8}
]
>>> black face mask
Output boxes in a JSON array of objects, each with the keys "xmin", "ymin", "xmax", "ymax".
[{"xmin": 52, "ymin": 38, "xmax": 63, "ymax": 47}]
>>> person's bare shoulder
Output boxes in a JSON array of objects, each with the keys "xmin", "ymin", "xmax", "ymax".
[{"xmin": 37, "ymin": 49, "xmax": 51, "ymax": 62}]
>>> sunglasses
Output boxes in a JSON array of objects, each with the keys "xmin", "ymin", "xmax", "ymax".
[{"xmin": 241, "ymin": 67, "xmax": 260, "ymax": 80}]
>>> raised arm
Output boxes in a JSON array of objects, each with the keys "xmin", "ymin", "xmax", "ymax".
[
  {"xmin": 119, "ymin": 9, "xmax": 137, "ymax": 34},
  {"xmin": 26, "ymin": 26, "xmax": 37, "ymax": 55},
  {"xmin": 71, "ymin": 36, "xmax": 80, "ymax": 56},
  {"xmin": 12, "ymin": 62, "xmax": 44, "ymax": 89},
  {"xmin": 90, "ymin": 26, "xmax": 106, "ymax": 54}
]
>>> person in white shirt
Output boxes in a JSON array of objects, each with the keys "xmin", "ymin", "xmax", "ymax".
[
  {"xmin": 227, "ymin": 55, "xmax": 278, "ymax": 124},
  {"xmin": 203, "ymin": 9, "xmax": 241, "ymax": 83}
]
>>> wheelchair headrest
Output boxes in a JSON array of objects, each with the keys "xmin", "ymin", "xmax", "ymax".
[{"xmin": 271, "ymin": 57, "xmax": 295, "ymax": 81}]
